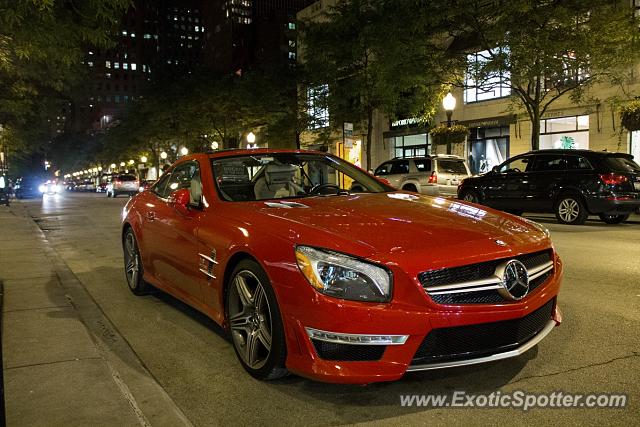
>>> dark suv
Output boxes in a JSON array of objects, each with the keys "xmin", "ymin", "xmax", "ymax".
[{"xmin": 457, "ymin": 149, "xmax": 640, "ymax": 225}]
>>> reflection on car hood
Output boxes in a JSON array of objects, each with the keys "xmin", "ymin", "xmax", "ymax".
[{"xmin": 252, "ymin": 192, "xmax": 550, "ymax": 264}]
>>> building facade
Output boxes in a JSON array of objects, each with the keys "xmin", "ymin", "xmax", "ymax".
[{"xmin": 298, "ymin": 0, "xmax": 640, "ymax": 172}]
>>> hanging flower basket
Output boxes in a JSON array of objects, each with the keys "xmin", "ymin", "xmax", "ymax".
[
  {"xmin": 429, "ymin": 124, "xmax": 470, "ymax": 146},
  {"xmin": 620, "ymin": 100, "xmax": 640, "ymax": 131}
]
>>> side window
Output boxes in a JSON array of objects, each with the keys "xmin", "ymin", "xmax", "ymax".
[
  {"xmin": 566, "ymin": 156, "xmax": 593, "ymax": 170},
  {"xmin": 532, "ymin": 155, "xmax": 567, "ymax": 172},
  {"xmin": 499, "ymin": 156, "xmax": 532, "ymax": 173},
  {"xmin": 375, "ymin": 162, "xmax": 393, "ymax": 176},
  {"xmin": 152, "ymin": 172, "xmax": 172, "ymax": 198},
  {"xmin": 437, "ymin": 160, "xmax": 467, "ymax": 174},
  {"xmin": 390, "ymin": 160, "xmax": 409, "ymax": 174},
  {"xmin": 414, "ymin": 159, "xmax": 432, "ymax": 171},
  {"xmin": 166, "ymin": 161, "xmax": 202, "ymax": 205}
]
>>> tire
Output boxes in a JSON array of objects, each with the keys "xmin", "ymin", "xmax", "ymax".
[
  {"xmin": 226, "ymin": 259, "xmax": 288, "ymax": 381},
  {"xmin": 598, "ymin": 213, "xmax": 630, "ymax": 224},
  {"xmin": 555, "ymin": 194, "xmax": 588, "ymax": 225},
  {"xmin": 460, "ymin": 189, "xmax": 481, "ymax": 204},
  {"xmin": 123, "ymin": 228, "xmax": 150, "ymax": 295},
  {"xmin": 402, "ymin": 184, "xmax": 418, "ymax": 193}
]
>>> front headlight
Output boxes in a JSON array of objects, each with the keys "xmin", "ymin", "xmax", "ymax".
[
  {"xmin": 295, "ymin": 246, "xmax": 392, "ymax": 303},
  {"xmin": 38, "ymin": 184, "xmax": 46, "ymax": 193}
]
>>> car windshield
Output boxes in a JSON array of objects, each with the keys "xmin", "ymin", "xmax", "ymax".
[{"xmin": 211, "ymin": 153, "xmax": 390, "ymax": 201}]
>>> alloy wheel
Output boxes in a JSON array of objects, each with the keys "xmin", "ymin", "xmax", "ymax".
[
  {"xmin": 558, "ymin": 198, "xmax": 579, "ymax": 223},
  {"xmin": 228, "ymin": 271, "xmax": 273, "ymax": 370},
  {"xmin": 462, "ymin": 192, "xmax": 478, "ymax": 203},
  {"xmin": 124, "ymin": 232, "xmax": 140, "ymax": 290}
]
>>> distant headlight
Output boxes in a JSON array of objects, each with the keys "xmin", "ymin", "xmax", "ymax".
[
  {"xmin": 38, "ymin": 184, "xmax": 46, "ymax": 193},
  {"xmin": 295, "ymin": 246, "xmax": 392, "ymax": 303}
]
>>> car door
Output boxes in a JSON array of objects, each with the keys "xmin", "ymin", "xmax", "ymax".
[
  {"xmin": 484, "ymin": 155, "xmax": 534, "ymax": 210},
  {"xmin": 144, "ymin": 161, "xmax": 205, "ymax": 303},
  {"xmin": 526, "ymin": 154, "xmax": 568, "ymax": 212}
]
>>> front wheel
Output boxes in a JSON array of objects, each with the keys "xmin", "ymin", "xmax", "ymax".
[
  {"xmin": 460, "ymin": 189, "xmax": 480, "ymax": 204},
  {"xmin": 555, "ymin": 195, "xmax": 588, "ymax": 225},
  {"xmin": 123, "ymin": 228, "xmax": 150, "ymax": 295},
  {"xmin": 598, "ymin": 213, "xmax": 630, "ymax": 224},
  {"xmin": 226, "ymin": 260, "xmax": 288, "ymax": 381}
]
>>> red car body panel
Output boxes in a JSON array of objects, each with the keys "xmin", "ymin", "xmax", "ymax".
[{"xmin": 122, "ymin": 150, "xmax": 562, "ymax": 384}]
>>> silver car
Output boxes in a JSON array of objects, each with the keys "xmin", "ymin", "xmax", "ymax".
[{"xmin": 374, "ymin": 155, "xmax": 471, "ymax": 197}]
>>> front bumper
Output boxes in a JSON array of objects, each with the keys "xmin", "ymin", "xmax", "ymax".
[{"xmin": 279, "ymin": 255, "xmax": 563, "ymax": 384}]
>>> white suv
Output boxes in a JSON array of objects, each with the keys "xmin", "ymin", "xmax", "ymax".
[{"xmin": 374, "ymin": 155, "xmax": 471, "ymax": 197}]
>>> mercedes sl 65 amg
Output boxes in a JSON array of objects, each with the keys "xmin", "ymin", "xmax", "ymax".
[{"xmin": 121, "ymin": 149, "xmax": 562, "ymax": 384}]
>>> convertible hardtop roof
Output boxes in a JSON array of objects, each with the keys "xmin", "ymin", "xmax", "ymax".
[{"xmin": 204, "ymin": 148, "xmax": 329, "ymax": 160}]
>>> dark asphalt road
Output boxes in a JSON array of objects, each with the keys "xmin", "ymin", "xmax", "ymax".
[{"xmin": 15, "ymin": 192, "xmax": 640, "ymax": 426}]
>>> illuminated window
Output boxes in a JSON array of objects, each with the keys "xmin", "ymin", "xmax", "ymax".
[
  {"xmin": 114, "ymin": 62, "xmax": 120, "ymax": 69},
  {"xmin": 539, "ymin": 115, "xmax": 590, "ymax": 150},
  {"xmin": 307, "ymin": 84, "xmax": 329, "ymax": 129},
  {"xmin": 464, "ymin": 48, "xmax": 511, "ymax": 103},
  {"xmin": 123, "ymin": 63, "xmax": 128, "ymax": 70},
  {"xmin": 105, "ymin": 61, "xmax": 111, "ymax": 68},
  {"xmin": 131, "ymin": 63, "xmax": 137, "ymax": 70}
]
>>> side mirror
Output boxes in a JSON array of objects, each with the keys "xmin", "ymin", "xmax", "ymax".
[
  {"xmin": 491, "ymin": 166, "xmax": 500, "ymax": 174},
  {"xmin": 169, "ymin": 188, "xmax": 191, "ymax": 213}
]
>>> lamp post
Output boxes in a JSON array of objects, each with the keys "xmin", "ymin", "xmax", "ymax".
[
  {"xmin": 246, "ymin": 131, "xmax": 256, "ymax": 149},
  {"xmin": 443, "ymin": 92, "xmax": 456, "ymax": 128}
]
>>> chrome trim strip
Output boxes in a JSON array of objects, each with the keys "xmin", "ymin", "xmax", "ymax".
[
  {"xmin": 425, "ymin": 276, "xmax": 501, "ymax": 292},
  {"xmin": 198, "ymin": 253, "xmax": 218, "ymax": 265},
  {"xmin": 406, "ymin": 320, "xmax": 557, "ymax": 372},
  {"xmin": 528, "ymin": 261, "xmax": 554, "ymax": 276},
  {"xmin": 305, "ymin": 327, "xmax": 409, "ymax": 346},
  {"xmin": 429, "ymin": 284, "xmax": 502, "ymax": 295},
  {"xmin": 199, "ymin": 268, "xmax": 216, "ymax": 279},
  {"xmin": 529, "ymin": 264, "xmax": 554, "ymax": 281}
]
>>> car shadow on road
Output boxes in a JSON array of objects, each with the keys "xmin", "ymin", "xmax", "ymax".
[{"xmin": 524, "ymin": 214, "xmax": 640, "ymax": 227}]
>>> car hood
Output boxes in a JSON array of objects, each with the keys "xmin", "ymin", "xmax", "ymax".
[{"xmin": 247, "ymin": 192, "xmax": 551, "ymax": 268}]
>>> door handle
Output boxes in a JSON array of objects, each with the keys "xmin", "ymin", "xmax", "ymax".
[{"xmin": 146, "ymin": 211, "xmax": 156, "ymax": 221}]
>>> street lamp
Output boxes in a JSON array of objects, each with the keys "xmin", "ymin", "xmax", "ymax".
[
  {"xmin": 120, "ymin": 162, "xmax": 125, "ymax": 167},
  {"xmin": 180, "ymin": 147, "xmax": 189, "ymax": 156},
  {"xmin": 128, "ymin": 159, "xmax": 135, "ymax": 165},
  {"xmin": 443, "ymin": 92, "xmax": 457, "ymax": 127},
  {"xmin": 140, "ymin": 155, "xmax": 148, "ymax": 163},
  {"xmin": 110, "ymin": 163, "xmax": 116, "ymax": 170},
  {"xmin": 160, "ymin": 151, "xmax": 168, "ymax": 160},
  {"xmin": 211, "ymin": 141, "xmax": 219, "ymax": 150},
  {"xmin": 247, "ymin": 132, "xmax": 256, "ymax": 144}
]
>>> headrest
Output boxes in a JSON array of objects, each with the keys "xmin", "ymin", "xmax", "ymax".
[{"xmin": 265, "ymin": 164, "xmax": 297, "ymax": 185}]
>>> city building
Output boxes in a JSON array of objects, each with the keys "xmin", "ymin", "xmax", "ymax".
[{"xmin": 298, "ymin": 0, "xmax": 640, "ymax": 173}]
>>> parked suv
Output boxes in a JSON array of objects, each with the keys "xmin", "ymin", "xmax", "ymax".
[
  {"xmin": 374, "ymin": 155, "xmax": 471, "ymax": 197},
  {"xmin": 106, "ymin": 174, "xmax": 139, "ymax": 197},
  {"xmin": 457, "ymin": 149, "xmax": 640, "ymax": 225}
]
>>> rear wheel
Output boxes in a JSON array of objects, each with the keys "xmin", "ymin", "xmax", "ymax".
[
  {"xmin": 226, "ymin": 259, "xmax": 288, "ymax": 381},
  {"xmin": 123, "ymin": 228, "xmax": 150, "ymax": 295},
  {"xmin": 555, "ymin": 194, "xmax": 588, "ymax": 225},
  {"xmin": 460, "ymin": 189, "xmax": 480, "ymax": 203},
  {"xmin": 598, "ymin": 213, "xmax": 630, "ymax": 224}
]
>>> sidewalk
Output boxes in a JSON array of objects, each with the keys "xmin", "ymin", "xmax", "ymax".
[{"xmin": 1, "ymin": 203, "xmax": 191, "ymax": 426}]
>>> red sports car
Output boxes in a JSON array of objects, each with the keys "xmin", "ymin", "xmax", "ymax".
[{"xmin": 121, "ymin": 149, "xmax": 562, "ymax": 384}]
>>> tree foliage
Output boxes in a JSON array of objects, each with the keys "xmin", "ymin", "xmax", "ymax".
[
  {"xmin": 439, "ymin": 0, "xmax": 640, "ymax": 149},
  {"xmin": 0, "ymin": 0, "xmax": 130, "ymax": 175},
  {"xmin": 301, "ymin": 0, "xmax": 449, "ymax": 169}
]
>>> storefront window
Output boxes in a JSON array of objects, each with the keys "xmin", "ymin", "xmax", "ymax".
[
  {"xmin": 469, "ymin": 126, "xmax": 509, "ymax": 174},
  {"xmin": 631, "ymin": 131, "xmax": 640, "ymax": 163},
  {"xmin": 393, "ymin": 133, "xmax": 430, "ymax": 158},
  {"xmin": 539, "ymin": 115, "xmax": 589, "ymax": 150}
]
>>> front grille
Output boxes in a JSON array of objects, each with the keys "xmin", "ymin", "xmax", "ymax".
[
  {"xmin": 411, "ymin": 299, "xmax": 555, "ymax": 365},
  {"xmin": 311, "ymin": 340, "xmax": 386, "ymax": 361},
  {"xmin": 430, "ymin": 270, "xmax": 552, "ymax": 305},
  {"xmin": 419, "ymin": 250, "xmax": 553, "ymax": 305}
]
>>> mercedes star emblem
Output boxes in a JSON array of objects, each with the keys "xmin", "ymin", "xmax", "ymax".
[{"xmin": 497, "ymin": 259, "xmax": 530, "ymax": 301}]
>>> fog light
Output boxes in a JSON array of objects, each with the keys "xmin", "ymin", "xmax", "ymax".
[{"xmin": 305, "ymin": 327, "xmax": 408, "ymax": 345}]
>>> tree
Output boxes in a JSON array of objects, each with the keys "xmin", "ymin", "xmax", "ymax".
[
  {"xmin": 0, "ymin": 0, "xmax": 130, "ymax": 174},
  {"xmin": 441, "ymin": 0, "xmax": 640, "ymax": 149},
  {"xmin": 301, "ymin": 0, "xmax": 447, "ymax": 169}
]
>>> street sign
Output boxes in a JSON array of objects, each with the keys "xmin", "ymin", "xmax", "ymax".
[{"xmin": 343, "ymin": 122, "xmax": 353, "ymax": 137}]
